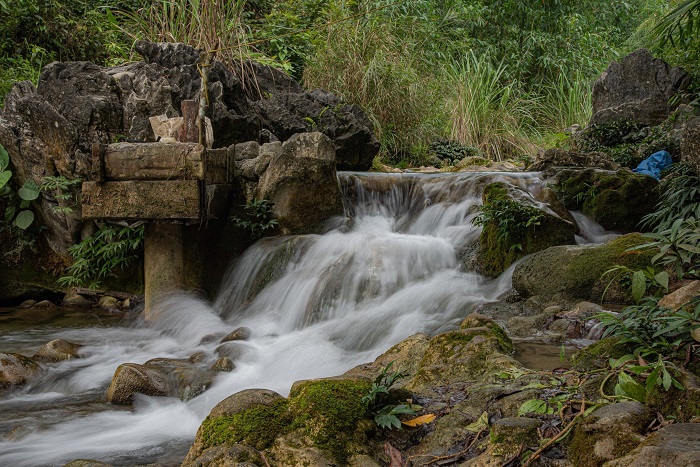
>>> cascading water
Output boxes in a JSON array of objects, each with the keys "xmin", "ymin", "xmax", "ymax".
[{"xmin": 0, "ymin": 171, "xmax": 616, "ymax": 466}]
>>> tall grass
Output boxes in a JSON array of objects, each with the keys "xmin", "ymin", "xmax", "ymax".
[
  {"xmin": 303, "ymin": 14, "xmax": 445, "ymax": 157},
  {"xmin": 539, "ymin": 72, "xmax": 593, "ymax": 133},
  {"xmin": 118, "ymin": 0, "xmax": 265, "ymax": 93},
  {"xmin": 445, "ymin": 53, "xmax": 538, "ymax": 161}
]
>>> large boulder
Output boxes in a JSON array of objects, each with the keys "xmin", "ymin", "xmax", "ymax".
[
  {"xmin": 33, "ymin": 339, "xmax": 82, "ymax": 362},
  {"xmin": 257, "ymin": 132, "xmax": 344, "ymax": 234},
  {"xmin": 512, "ymin": 234, "xmax": 655, "ymax": 304},
  {"xmin": 681, "ymin": 117, "xmax": 700, "ymax": 175},
  {"xmin": 590, "ymin": 49, "xmax": 690, "ymax": 127},
  {"xmin": 105, "ymin": 357, "xmax": 217, "ymax": 404},
  {"xmin": 473, "ymin": 181, "xmax": 577, "ymax": 276},
  {"xmin": 605, "ymin": 423, "xmax": 700, "ymax": 467},
  {"xmin": 551, "ymin": 168, "xmax": 659, "ymax": 232}
]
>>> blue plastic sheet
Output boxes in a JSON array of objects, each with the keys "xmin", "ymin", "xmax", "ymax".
[{"xmin": 633, "ymin": 150, "xmax": 672, "ymax": 180}]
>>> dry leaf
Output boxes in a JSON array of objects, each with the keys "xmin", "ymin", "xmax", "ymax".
[
  {"xmin": 384, "ymin": 441, "xmax": 407, "ymax": 467},
  {"xmin": 401, "ymin": 413, "xmax": 437, "ymax": 427}
]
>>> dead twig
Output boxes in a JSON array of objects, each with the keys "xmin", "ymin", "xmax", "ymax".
[
  {"xmin": 422, "ymin": 429, "xmax": 485, "ymax": 466},
  {"xmin": 523, "ymin": 401, "xmax": 586, "ymax": 467}
]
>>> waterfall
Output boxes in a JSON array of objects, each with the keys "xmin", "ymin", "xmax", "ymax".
[{"xmin": 0, "ymin": 171, "xmax": 614, "ymax": 466}]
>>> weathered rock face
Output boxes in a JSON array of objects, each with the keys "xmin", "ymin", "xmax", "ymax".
[
  {"xmin": 604, "ymin": 423, "xmax": 700, "ymax": 467},
  {"xmin": 0, "ymin": 352, "xmax": 42, "ymax": 387},
  {"xmin": 568, "ymin": 402, "xmax": 652, "ymax": 466},
  {"xmin": 530, "ymin": 148, "xmax": 621, "ymax": 172},
  {"xmin": 512, "ymin": 234, "xmax": 655, "ymax": 305},
  {"xmin": 552, "ymin": 168, "xmax": 659, "ymax": 232},
  {"xmin": 0, "ymin": 41, "xmax": 377, "ymax": 256},
  {"xmin": 590, "ymin": 49, "xmax": 690, "ymax": 127},
  {"xmin": 681, "ymin": 117, "xmax": 700, "ymax": 175},
  {"xmin": 257, "ymin": 132, "xmax": 344, "ymax": 234}
]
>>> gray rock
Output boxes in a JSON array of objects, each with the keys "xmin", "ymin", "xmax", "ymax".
[
  {"xmin": 63, "ymin": 460, "xmax": 114, "ymax": 467},
  {"xmin": 590, "ymin": 49, "xmax": 690, "ymax": 126},
  {"xmin": 0, "ymin": 353, "xmax": 42, "ymax": 387},
  {"xmin": 257, "ymin": 132, "xmax": 344, "ymax": 234},
  {"xmin": 19, "ymin": 300, "xmax": 37, "ymax": 308},
  {"xmin": 208, "ymin": 388, "xmax": 284, "ymax": 419},
  {"xmin": 98, "ymin": 296, "xmax": 120, "ymax": 311},
  {"xmin": 603, "ymin": 423, "xmax": 700, "ymax": 467},
  {"xmin": 106, "ymin": 363, "xmax": 167, "ymax": 404},
  {"xmin": 210, "ymin": 357, "xmax": 235, "ymax": 373},
  {"xmin": 530, "ymin": 148, "xmax": 620, "ymax": 171},
  {"xmin": 33, "ymin": 300, "xmax": 56, "ymax": 308},
  {"xmin": 33, "ymin": 339, "xmax": 82, "ymax": 362},
  {"xmin": 62, "ymin": 292, "xmax": 92, "ymax": 307},
  {"xmin": 221, "ymin": 327, "xmax": 251, "ymax": 343}
]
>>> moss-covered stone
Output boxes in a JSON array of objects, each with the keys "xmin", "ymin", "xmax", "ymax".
[
  {"xmin": 288, "ymin": 377, "xmax": 373, "ymax": 464},
  {"xmin": 476, "ymin": 182, "xmax": 576, "ymax": 277},
  {"xmin": 571, "ymin": 338, "xmax": 628, "ymax": 372},
  {"xmin": 644, "ymin": 369, "xmax": 700, "ymax": 422},
  {"xmin": 553, "ymin": 168, "xmax": 659, "ymax": 232},
  {"xmin": 490, "ymin": 417, "xmax": 541, "ymax": 457},
  {"xmin": 200, "ymin": 398, "xmax": 292, "ymax": 450},
  {"xmin": 568, "ymin": 402, "xmax": 651, "ymax": 467},
  {"xmin": 513, "ymin": 234, "xmax": 655, "ymax": 304}
]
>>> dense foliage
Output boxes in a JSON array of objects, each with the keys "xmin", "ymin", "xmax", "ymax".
[{"xmin": 3, "ymin": 0, "xmax": 693, "ymax": 164}]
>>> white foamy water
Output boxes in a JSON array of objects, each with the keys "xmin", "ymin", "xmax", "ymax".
[{"xmin": 0, "ymin": 171, "xmax": 614, "ymax": 466}]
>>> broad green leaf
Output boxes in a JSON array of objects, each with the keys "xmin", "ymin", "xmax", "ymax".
[
  {"xmin": 18, "ymin": 179, "xmax": 40, "ymax": 201},
  {"xmin": 13, "ymin": 210, "xmax": 34, "ymax": 229},
  {"xmin": 616, "ymin": 372, "xmax": 646, "ymax": 402},
  {"xmin": 631, "ymin": 270, "xmax": 646, "ymax": 303},
  {"xmin": 517, "ymin": 399, "xmax": 551, "ymax": 416},
  {"xmin": 654, "ymin": 271, "xmax": 669, "ymax": 291},
  {"xmin": 0, "ymin": 170, "xmax": 11, "ymax": 189},
  {"xmin": 0, "ymin": 143, "xmax": 8, "ymax": 169}
]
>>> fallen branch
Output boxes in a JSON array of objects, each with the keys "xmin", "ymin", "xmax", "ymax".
[{"xmin": 523, "ymin": 401, "xmax": 586, "ymax": 467}]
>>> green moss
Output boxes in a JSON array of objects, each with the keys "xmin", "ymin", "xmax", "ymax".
[
  {"xmin": 568, "ymin": 419, "xmax": 642, "ymax": 467},
  {"xmin": 200, "ymin": 399, "xmax": 291, "ymax": 450},
  {"xmin": 571, "ymin": 337, "xmax": 628, "ymax": 372},
  {"xmin": 288, "ymin": 378, "xmax": 373, "ymax": 464},
  {"xmin": 476, "ymin": 182, "xmax": 574, "ymax": 276},
  {"xmin": 645, "ymin": 372, "xmax": 700, "ymax": 422}
]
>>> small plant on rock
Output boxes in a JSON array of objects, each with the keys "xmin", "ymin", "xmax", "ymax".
[
  {"xmin": 362, "ymin": 362, "xmax": 418, "ymax": 429},
  {"xmin": 1, "ymin": 143, "xmax": 39, "ymax": 230},
  {"xmin": 472, "ymin": 197, "xmax": 544, "ymax": 252},
  {"xmin": 58, "ymin": 225, "xmax": 145, "ymax": 289},
  {"xmin": 231, "ymin": 199, "xmax": 278, "ymax": 240},
  {"xmin": 39, "ymin": 175, "xmax": 82, "ymax": 215}
]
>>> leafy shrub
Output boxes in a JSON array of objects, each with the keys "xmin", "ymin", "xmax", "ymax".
[
  {"xmin": 0, "ymin": 144, "xmax": 39, "ymax": 230},
  {"xmin": 472, "ymin": 196, "xmax": 544, "ymax": 253},
  {"xmin": 58, "ymin": 225, "xmax": 145, "ymax": 289},
  {"xmin": 428, "ymin": 139, "xmax": 482, "ymax": 165},
  {"xmin": 361, "ymin": 362, "xmax": 417, "ymax": 430},
  {"xmin": 231, "ymin": 199, "xmax": 278, "ymax": 240},
  {"xmin": 596, "ymin": 296, "xmax": 700, "ymax": 398},
  {"xmin": 641, "ymin": 165, "xmax": 700, "ymax": 231}
]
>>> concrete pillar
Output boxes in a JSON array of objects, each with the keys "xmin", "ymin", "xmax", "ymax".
[{"xmin": 144, "ymin": 223, "xmax": 184, "ymax": 320}]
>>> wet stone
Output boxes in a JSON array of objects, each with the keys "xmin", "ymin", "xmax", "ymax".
[
  {"xmin": 210, "ymin": 357, "xmax": 234, "ymax": 373},
  {"xmin": 34, "ymin": 339, "xmax": 82, "ymax": 362},
  {"xmin": 220, "ymin": 326, "xmax": 251, "ymax": 343}
]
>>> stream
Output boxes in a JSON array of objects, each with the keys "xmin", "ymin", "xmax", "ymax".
[{"xmin": 0, "ymin": 171, "xmax": 616, "ymax": 466}]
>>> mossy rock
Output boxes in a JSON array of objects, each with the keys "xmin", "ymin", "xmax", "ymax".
[
  {"xmin": 512, "ymin": 234, "xmax": 655, "ymax": 304},
  {"xmin": 568, "ymin": 402, "xmax": 651, "ymax": 467},
  {"xmin": 645, "ymin": 369, "xmax": 700, "ymax": 422},
  {"xmin": 553, "ymin": 168, "xmax": 659, "ymax": 232},
  {"xmin": 490, "ymin": 417, "xmax": 541, "ymax": 457},
  {"xmin": 571, "ymin": 338, "xmax": 628, "ymax": 372},
  {"xmin": 287, "ymin": 377, "xmax": 374, "ymax": 464},
  {"xmin": 476, "ymin": 182, "xmax": 576, "ymax": 277},
  {"xmin": 407, "ymin": 321, "xmax": 521, "ymax": 393}
]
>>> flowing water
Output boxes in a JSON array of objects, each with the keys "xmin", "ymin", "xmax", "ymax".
[{"xmin": 0, "ymin": 172, "xmax": 615, "ymax": 466}]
